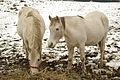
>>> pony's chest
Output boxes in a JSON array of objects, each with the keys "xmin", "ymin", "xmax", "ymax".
[{"xmin": 64, "ymin": 34, "xmax": 78, "ymax": 46}]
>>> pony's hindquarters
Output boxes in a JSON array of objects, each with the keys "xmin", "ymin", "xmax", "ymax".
[
  {"xmin": 86, "ymin": 11, "xmax": 109, "ymax": 66},
  {"xmin": 98, "ymin": 12, "xmax": 109, "ymax": 66}
]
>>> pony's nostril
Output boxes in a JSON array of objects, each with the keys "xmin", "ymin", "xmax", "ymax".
[{"xmin": 49, "ymin": 42, "xmax": 53, "ymax": 48}]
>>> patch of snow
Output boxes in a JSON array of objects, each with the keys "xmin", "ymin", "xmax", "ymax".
[{"xmin": 106, "ymin": 60, "xmax": 120, "ymax": 69}]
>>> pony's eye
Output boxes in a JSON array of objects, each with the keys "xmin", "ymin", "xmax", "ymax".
[{"xmin": 56, "ymin": 28, "xmax": 59, "ymax": 31}]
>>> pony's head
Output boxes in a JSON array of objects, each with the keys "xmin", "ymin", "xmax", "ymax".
[{"xmin": 48, "ymin": 16, "xmax": 64, "ymax": 48}]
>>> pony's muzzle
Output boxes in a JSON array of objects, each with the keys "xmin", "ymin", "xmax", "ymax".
[{"xmin": 48, "ymin": 42, "xmax": 54, "ymax": 48}]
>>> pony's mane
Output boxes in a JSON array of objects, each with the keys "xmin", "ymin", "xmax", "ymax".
[
  {"xmin": 77, "ymin": 15, "xmax": 84, "ymax": 19},
  {"xmin": 27, "ymin": 11, "xmax": 42, "ymax": 49},
  {"xmin": 60, "ymin": 17, "xmax": 65, "ymax": 30}
]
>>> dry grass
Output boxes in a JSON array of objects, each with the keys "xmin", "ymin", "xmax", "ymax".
[
  {"xmin": 0, "ymin": 68, "xmax": 80, "ymax": 80},
  {"xmin": 0, "ymin": 58, "xmax": 120, "ymax": 80},
  {"xmin": 0, "ymin": 59, "xmax": 120, "ymax": 80}
]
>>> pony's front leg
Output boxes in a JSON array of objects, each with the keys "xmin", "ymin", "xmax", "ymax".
[
  {"xmin": 23, "ymin": 40, "xmax": 28, "ymax": 59},
  {"xmin": 79, "ymin": 43, "xmax": 86, "ymax": 73},
  {"xmin": 67, "ymin": 44, "xmax": 74, "ymax": 71}
]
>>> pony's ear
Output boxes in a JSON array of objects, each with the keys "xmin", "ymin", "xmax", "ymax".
[
  {"xmin": 18, "ymin": 10, "xmax": 22, "ymax": 17},
  {"xmin": 56, "ymin": 16, "xmax": 61, "ymax": 22},
  {"xmin": 49, "ymin": 15, "xmax": 52, "ymax": 20},
  {"xmin": 56, "ymin": 16, "xmax": 59, "ymax": 20}
]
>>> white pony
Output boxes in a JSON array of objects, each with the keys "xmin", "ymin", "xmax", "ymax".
[
  {"xmin": 17, "ymin": 7, "xmax": 45, "ymax": 74},
  {"xmin": 48, "ymin": 11, "xmax": 108, "ymax": 73}
]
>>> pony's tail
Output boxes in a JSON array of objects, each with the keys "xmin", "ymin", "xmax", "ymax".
[
  {"xmin": 101, "ymin": 14, "xmax": 109, "ymax": 41},
  {"xmin": 101, "ymin": 15, "xmax": 109, "ymax": 32}
]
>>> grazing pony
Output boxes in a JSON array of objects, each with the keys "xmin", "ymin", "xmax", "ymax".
[
  {"xmin": 48, "ymin": 11, "xmax": 108, "ymax": 73},
  {"xmin": 17, "ymin": 7, "xmax": 45, "ymax": 74}
]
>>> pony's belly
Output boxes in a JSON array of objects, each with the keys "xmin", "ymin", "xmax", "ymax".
[
  {"xmin": 85, "ymin": 36, "xmax": 102, "ymax": 46},
  {"xmin": 85, "ymin": 41, "xmax": 98, "ymax": 46},
  {"xmin": 85, "ymin": 30, "xmax": 104, "ymax": 46}
]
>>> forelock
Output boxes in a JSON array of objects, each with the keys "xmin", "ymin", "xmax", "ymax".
[{"xmin": 50, "ymin": 17, "xmax": 59, "ymax": 27}]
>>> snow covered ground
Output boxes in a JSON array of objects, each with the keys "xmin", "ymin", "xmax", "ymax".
[{"xmin": 0, "ymin": 0, "xmax": 120, "ymax": 72}]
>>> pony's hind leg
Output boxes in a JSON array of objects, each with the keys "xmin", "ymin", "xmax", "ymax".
[{"xmin": 98, "ymin": 38, "xmax": 106, "ymax": 67}]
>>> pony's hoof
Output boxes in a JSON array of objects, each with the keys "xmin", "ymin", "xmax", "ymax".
[
  {"xmin": 66, "ymin": 67, "xmax": 72, "ymax": 73},
  {"xmin": 30, "ymin": 68, "xmax": 39, "ymax": 75},
  {"xmin": 98, "ymin": 61, "xmax": 106, "ymax": 68}
]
